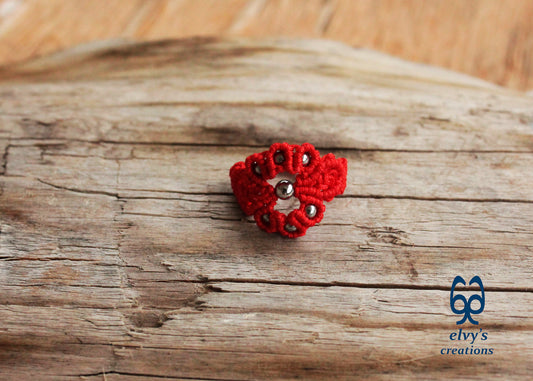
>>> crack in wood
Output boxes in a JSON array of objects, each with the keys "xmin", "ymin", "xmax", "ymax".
[
  {"xmin": 29, "ymin": 179, "xmax": 533, "ymax": 204},
  {"xmin": 71, "ymin": 370, "xmax": 242, "ymax": 380},
  {"xmin": 122, "ymin": 189, "xmax": 533, "ymax": 204},
  {"xmin": 121, "ymin": 211, "xmax": 240, "ymax": 222},
  {"xmin": 1, "ymin": 143, "xmax": 11, "ymax": 175},
  {"xmin": 7, "ymin": 137, "xmax": 533, "ymax": 153},
  {"xmin": 337, "ymin": 194, "xmax": 533, "ymax": 204},
  {"xmin": 2, "ymin": 256, "xmax": 110, "ymax": 262},
  {"xmin": 150, "ymin": 277, "xmax": 533, "ymax": 293},
  {"xmin": 114, "ymin": 195, "xmax": 139, "ymax": 310},
  {"xmin": 36, "ymin": 178, "xmax": 119, "ymax": 198}
]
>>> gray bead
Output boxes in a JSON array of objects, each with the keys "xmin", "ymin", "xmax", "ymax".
[
  {"xmin": 302, "ymin": 153, "xmax": 310, "ymax": 166},
  {"xmin": 262, "ymin": 214, "xmax": 270, "ymax": 224},
  {"xmin": 253, "ymin": 162, "xmax": 261, "ymax": 175},
  {"xmin": 285, "ymin": 224, "xmax": 297, "ymax": 232},
  {"xmin": 274, "ymin": 151, "xmax": 285, "ymax": 164},
  {"xmin": 275, "ymin": 180, "xmax": 294, "ymax": 200},
  {"xmin": 305, "ymin": 204, "xmax": 317, "ymax": 218}
]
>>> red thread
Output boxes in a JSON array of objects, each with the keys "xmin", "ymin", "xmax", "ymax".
[{"xmin": 230, "ymin": 143, "xmax": 347, "ymax": 238}]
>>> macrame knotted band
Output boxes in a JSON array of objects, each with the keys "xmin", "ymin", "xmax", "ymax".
[{"xmin": 229, "ymin": 142, "xmax": 348, "ymax": 238}]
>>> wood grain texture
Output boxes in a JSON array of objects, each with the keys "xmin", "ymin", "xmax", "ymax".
[
  {"xmin": 1, "ymin": 37, "xmax": 533, "ymax": 379},
  {"xmin": 0, "ymin": 0, "xmax": 532, "ymax": 91}
]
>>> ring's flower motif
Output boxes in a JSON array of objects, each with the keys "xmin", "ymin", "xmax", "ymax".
[{"xmin": 230, "ymin": 142, "xmax": 348, "ymax": 238}]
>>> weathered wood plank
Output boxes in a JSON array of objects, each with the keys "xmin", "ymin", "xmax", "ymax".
[
  {"xmin": 0, "ymin": 39, "xmax": 532, "ymax": 152},
  {"xmin": 120, "ymin": 196, "xmax": 533, "ymax": 288},
  {"xmin": 1, "ymin": 285, "xmax": 531, "ymax": 379},
  {"xmin": 3, "ymin": 143, "xmax": 532, "ymax": 290},
  {"xmin": 6, "ymin": 142, "xmax": 533, "ymax": 201},
  {"xmin": 1, "ymin": 38, "xmax": 532, "ymax": 379}
]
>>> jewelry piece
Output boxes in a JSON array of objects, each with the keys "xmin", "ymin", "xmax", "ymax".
[{"xmin": 229, "ymin": 142, "xmax": 348, "ymax": 238}]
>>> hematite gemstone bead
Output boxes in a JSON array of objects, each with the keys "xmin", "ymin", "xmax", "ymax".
[
  {"xmin": 262, "ymin": 214, "xmax": 270, "ymax": 224},
  {"xmin": 302, "ymin": 153, "xmax": 310, "ymax": 165},
  {"xmin": 253, "ymin": 162, "xmax": 261, "ymax": 175},
  {"xmin": 305, "ymin": 204, "xmax": 317, "ymax": 218},
  {"xmin": 285, "ymin": 224, "xmax": 297, "ymax": 232},
  {"xmin": 275, "ymin": 180, "xmax": 294, "ymax": 199},
  {"xmin": 274, "ymin": 151, "xmax": 285, "ymax": 164}
]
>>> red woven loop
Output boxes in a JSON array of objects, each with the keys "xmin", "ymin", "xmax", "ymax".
[{"xmin": 230, "ymin": 142, "xmax": 347, "ymax": 238}]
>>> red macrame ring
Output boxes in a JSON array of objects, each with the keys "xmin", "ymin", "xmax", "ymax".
[{"xmin": 229, "ymin": 143, "xmax": 348, "ymax": 238}]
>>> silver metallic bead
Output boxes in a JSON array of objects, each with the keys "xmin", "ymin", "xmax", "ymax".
[
  {"xmin": 253, "ymin": 162, "xmax": 261, "ymax": 175},
  {"xmin": 261, "ymin": 214, "xmax": 270, "ymax": 224},
  {"xmin": 285, "ymin": 224, "xmax": 297, "ymax": 232},
  {"xmin": 275, "ymin": 180, "xmax": 294, "ymax": 200},
  {"xmin": 305, "ymin": 204, "xmax": 317, "ymax": 218},
  {"xmin": 274, "ymin": 151, "xmax": 285, "ymax": 164},
  {"xmin": 302, "ymin": 153, "xmax": 310, "ymax": 166}
]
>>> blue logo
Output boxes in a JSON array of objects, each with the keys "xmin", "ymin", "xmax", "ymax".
[{"xmin": 450, "ymin": 276, "xmax": 485, "ymax": 325}]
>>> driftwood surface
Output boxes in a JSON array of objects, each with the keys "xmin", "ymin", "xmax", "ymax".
[{"xmin": 0, "ymin": 37, "xmax": 533, "ymax": 380}]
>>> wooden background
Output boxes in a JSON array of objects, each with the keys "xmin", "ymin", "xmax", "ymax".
[
  {"xmin": 0, "ymin": 0, "xmax": 532, "ymax": 91},
  {"xmin": 0, "ymin": 36, "xmax": 532, "ymax": 379}
]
